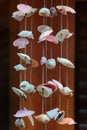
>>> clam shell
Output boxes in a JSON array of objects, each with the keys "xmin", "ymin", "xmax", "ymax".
[
  {"xmin": 15, "ymin": 118, "xmax": 25, "ymax": 127},
  {"xmin": 20, "ymin": 81, "xmax": 35, "ymax": 93},
  {"xmin": 46, "ymin": 108, "xmax": 59, "ymax": 119},
  {"xmin": 12, "ymin": 11, "xmax": 25, "ymax": 21},
  {"xmin": 39, "ymin": 8, "xmax": 50, "ymax": 17},
  {"xmin": 60, "ymin": 86, "xmax": 73, "ymax": 96},
  {"xmin": 46, "ymin": 58, "xmax": 56, "ymax": 69},
  {"xmin": 17, "ymin": 53, "xmax": 31, "ymax": 64},
  {"xmin": 35, "ymin": 114, "xmax": 50, "ymax": 124},
  {"xmin": 58, "ymin": 117, "xmax": 76, "ymax": 125},
  {"xmin": 57, "ymin": 57, "xmax": 75, "ymax": 68},
  {"xmin": 13, "ymin": 38, "xmax": 29, "ymax": 49},
  {"xmin": 40, "ymin": 56, "xmax": 47, "ymax": 65},
  {"xmin": 36, "ymin": 85, "xmax": 52, "ymax": 98},
  {"xmin": 55, "ymin": 29, "xmax": 69, "ymax": 43},
  {"xmin": 38, "ymin": 29, "xmax": 53, "ymax": 43},
  {"xmin": 12, "ymin": 87, "xmax": 27, "ymax": 100},
  {"xmin": 50, "ymin": 7, "xmax": 58, "ymax": 17},
  {"xmin": 37, "ymin": 25, "xmax": 52, "ymax": 33},
  {"xmin": 56, "ymin": 5, "xmax": 76, "ymax": 15},
  {"xmin": 14, "ymin": 64, "xmax": 27, "ymax": 71},
  {"xmin": 54, "ymin": 110, "xmax": 65, "ymax": 122},
  {"xmin": 18, "ymin": 30, "xmax": 34, "ymax": 39}
]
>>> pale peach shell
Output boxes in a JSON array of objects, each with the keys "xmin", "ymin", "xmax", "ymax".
[
  {"xmin": 37, "ymin": 25, "xmax": 52, "ymax": 33},
  {"xmin": 18, "ymin": 30, "xmax": 34, "ymax": 39},
  {"xmin": 12, "ymin": 11, "xmax": 25, "ymax": 21},
  {"xmin": 39, "ymin": 8, "xmax": 50, "ymax": 17},
  {"xmin": 35, "ymin": 114, "xmax": 50, "ymax": 124},
  {"xmin": 15, "ymin": 118, "xmax": 25, "ymax": 127},
  {"xmin": 14, "ymin": 64, "xmax": 27, "ymax": 71},
  {"xmin": 31, "ymin": 58, "xmax": 39, "ymax": 68},
  {"xmin": 58, "ymin": 117, "xmax": 76, "ymax": 125},
  {"xmin": 57, "ymin": 57, "xmax": 75, "ymax": 68},
  {"xmin": 55, "ymin": 29, "xmax": 69, "ymax": 43},
  {"xmin": 56, "ymin": 5, "xmax": 76, "ymax": 15},
  {"xmin": 60, "ymin": 86, "xmax": 73, "ymax": 96},
  {"xmin": 12, "ymin": 87, "xmax": 27, "ymax": 100}
]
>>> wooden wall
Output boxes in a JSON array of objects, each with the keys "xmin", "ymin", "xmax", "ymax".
[{"xmin": 9, "ymin": 1, "xmax": 75, "ymax": 130}]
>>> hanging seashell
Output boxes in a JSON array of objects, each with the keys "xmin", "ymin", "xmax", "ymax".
[
  {"xmin": 45, "ymin": 35, "xmax": 57, "ymax": 44},
  {"xmin": 66, "ymin": 32, "xmax": 73, "ymax": 39},
  {"xmin": 39, "ymin": 8, "xmax": 51, "ymax": 17},
  {"xmin": 46, "ymin": 108, "xmax": 59, "ymax": 119},
  {"xmin": 26, "ymin": 8, "xmax": 38, "ymax": 17},
  {"xmin": 17, "ymin": 53, "xmax": 31, "ymax": 65},
  {"xmin": 56, "ymin": 5, "xmax": 76, "ymax": 15},
  {"xmin": 12, "ymin": 87, "xmax": 27, "ymax": 100},
  {"xmin": 55, "ymin": 29, "xmax": 70, "ymax": 43},
  {"xmin": 18, "ymin": 30, "xmax": 34, "ymax": 39},
  {"xmin": 58, "ymin": 117, "xmax": 76, "ymax": 125},
  {"xmin": 46, "ymin": 58, "xmax": 56, "ymax": 69},
  {"xmin": 12, "ymin": 11, "xmax": 25, "ymax": 21},
  {"xmin": 40, "ymin": 56, "xmax": 47, "ymax": 65},
  {"xmin": 37, "ymin": 25, "xmax": 52, "ymax": 33},
  {"xmin": 52, "ymin": 79, "xmax": 64, "ymax": 90},
  {"xmin": 57, "ymin": 57, "xmax": 75, "ymax": 68},
  {"xmin": 38, "ymin": 29, "xmax": 53, "ymax": 43},
  {"xmin": 20, "ymin": 81, "xmax": 36, "ymax": 93},
  {"xmin": 44, "ymin": 82, "xmax": 58, "ymax": 92},
  {"xmin": 54, "ymin": 110, "xmax": 65, "ymax": 122},
  {"xmin": 50, "ymin": 7, "xmax": 58, "ymax": 17},
  {"xmin": 47, "ymin": 80, "xmax": 58, "ymax": 92},
  {"xmin": 13, "ymin": 38, "xmax": 29, "ymax": 49},
  {"xmin": 60, "ymin": 86, "xmax": 73, "ymax": 96},
  {"xmin": 31, "ymin": 58, "xmax": 39, "ymax": 68},
  {"xmin": 36, "ymin": 85, "xmax": 53, "ymax": 98},
  {"xmin": 14, "ymin": 64, "xmax": 27, "ymax": 71},
  {"xmin": 35, "ymin": 114, "xmax": 50, "ymax": 124},
  {"xmin": 15, "ymin": 118, "xmax": 25, "ymax": 127}
]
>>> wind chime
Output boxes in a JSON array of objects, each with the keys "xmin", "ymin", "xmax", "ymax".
[{"xmin": 11, "ymin": 0, "xmax": 76, "ymax": 128}]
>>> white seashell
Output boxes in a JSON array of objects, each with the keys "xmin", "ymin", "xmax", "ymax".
[
  {"xmin": 55, "ymin": 29, "xmax": 69, "ymax": 43},
  {"xmin": 12, "ymin": 11, "xmax": 25, "ymax": 21},
  {"xmin": 57, "ymin": 57, "xmax": 75, "ymax": 68},
  {"xmin": 37, "ymin": 25, "xmax": 52, "ymax": 33},
  {"xmin": 12, "ymin": 87, "xmax": 27, "ymax": 100},
  {"xmin": 20, "ymin": 81, "xmax": 35, "ymax": 93},
  {"xmin": 14, "ymin": 64, "xmax": 27, "ymax": 71},
  {"xmin": 15, "ymin": 118, "xmax": 25, "ymax": 127},
  {"xmin": 46, "ymin": 108, "xmax": 59, "ymax": 119},
  {"xmin": 47, "ymin": 80, "xmax": 58, "ymax": 92},
  {"xmin": 17, "ymin": 53, "xmax": 31, "ymax": 64},
  {"xmin": 54, "ymin": 110, "xmax": 65, "ymax": 122},
  {"xmin": 39, "ymin": 8, "xmax": 50, "ymax": 17},
  {"xmin": 18, "ymin": 30, "xmax": 34, "ymax": 39},
  {"xmin": 36, "ymin": 85, "xmax": 52, "ymax": 98},
  {"xmin": 26, "ymin": 8, "xmax": 38, "ymax": 17},
  {"xmin": 46, "ymin": 58, "xmax": 56, "ymax": 69},
  {"xmin": 35, "ymin": 114, "xmax": 50, "ymax": 124},
  {"xmin": 60, "ymin": 86, "xmax": 73, "ymax": 96},
  {"xmin": 38, "ymin": 29, "xmax": 53, "ymax": 43},
  {"xmin": 66, "ymin": 32, "xmax": 73, "ymax": 39}
]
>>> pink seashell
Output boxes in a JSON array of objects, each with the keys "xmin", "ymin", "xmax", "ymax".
[
  {"xmin": 45, "ymin": 35, "xmax": 58, "ymax": 44},
  {"xmin": 13, "ymin": 38, "xmax": 29, "ymax": 49},
  {"xmin": 40, "ymin": 56, "xmax": 47, "ymax": 65},
  {"xmin": 17, "ymin": 4, "xmax": 33, "ymax": 14},
  {"xmin": 58, "ymin": 117, "xmax": 76, "ymax": 125},
  {"xmin": 56, "ymin": 5, "xmax": 76, "ymax": 15},
  {"xmin": 14, "ymin": 109, "xmax": 35, "ymax": 118},
  {"xmin": 52, "ymin": 79, "xmax": 63, "ymax": 90}
]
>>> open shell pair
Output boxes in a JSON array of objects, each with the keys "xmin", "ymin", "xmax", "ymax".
[{"xmin": 56, "ymin": 5, "xmax": 76, "ymax": 15}]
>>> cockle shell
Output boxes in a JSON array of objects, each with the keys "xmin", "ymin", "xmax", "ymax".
[
  {"xmin": 55, "ymin": 29, "xmax": 69, "ymax": 43},
  {"xmin": 57, "ymin": 57, "xmax": 75, "ymax": 68},
  {"xmin": 46, "ymin": 58, "xmax": 56, "ymax": 69},
  {"xmin": 14, "ymin": 64, "xmax": 27, "ymax": 71},
  {"xmin": 20, "ymin": 81, "xmax": 36, "ymax": 93},
  {"xmin": 12, "ymin": 87, "xmax": 27, "ymax": 100},
  {"xmin": 46, "ymin": 108, "xmax": 59, "ymax": 119},
  {"xmin": 13, "ymin": 38, "xmax": 29, "ymax": 49},
  {"xmin": 35, "ymin": 114, "xmax": 50, "ymax": 124},
  {"xmin": 39, "ymin": 8, "xmax": 50, "ymax": 17},
  {"xmin": 56, "ymin": 5, "xmax": 76, "ymax": 15},
  {"xmin": 60, "ymin": 86, "xmax": 73, "ymax": 96},
  {"xmin": 54, "ymin": 110, "xmax": 65, "ymax": 122},
  {"xmin": 18, "ymin": 30, "xmax": 34, "ymax": 39},
  {"xmin": 37, "ymin": 25, "xmax": 52, "ymax": 33},
  {"xmin": 12, "ymin": 11, "xmax": 25, "ymax": 21},
  {"xmin": 36, "ymin": 85, "xmax": 53, "ymax": 98},
  {"xmin": 15, "ymin": 118, "xmax": 25, "ymax": 127},
  {"xmin": 50, "ymin": 7, "xmax": 58, "ymax": 17},
  {"xmin": 58, "ymin": 117, "xmax": 76, "ymax": 125},
  {"xmin": 40, "ymin": 56, "xmax": 47, "ymax": 65},
  {"xmin": 17, "ymin": 53, "xmax": 31, "ymax": 64},
  {"xmin": 52, "ymin": 79, "xmax": 64, "ymax": 90},
  {"xmin": 38, "ymin": 29, "xmax": 53, "ymax": 43}
]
